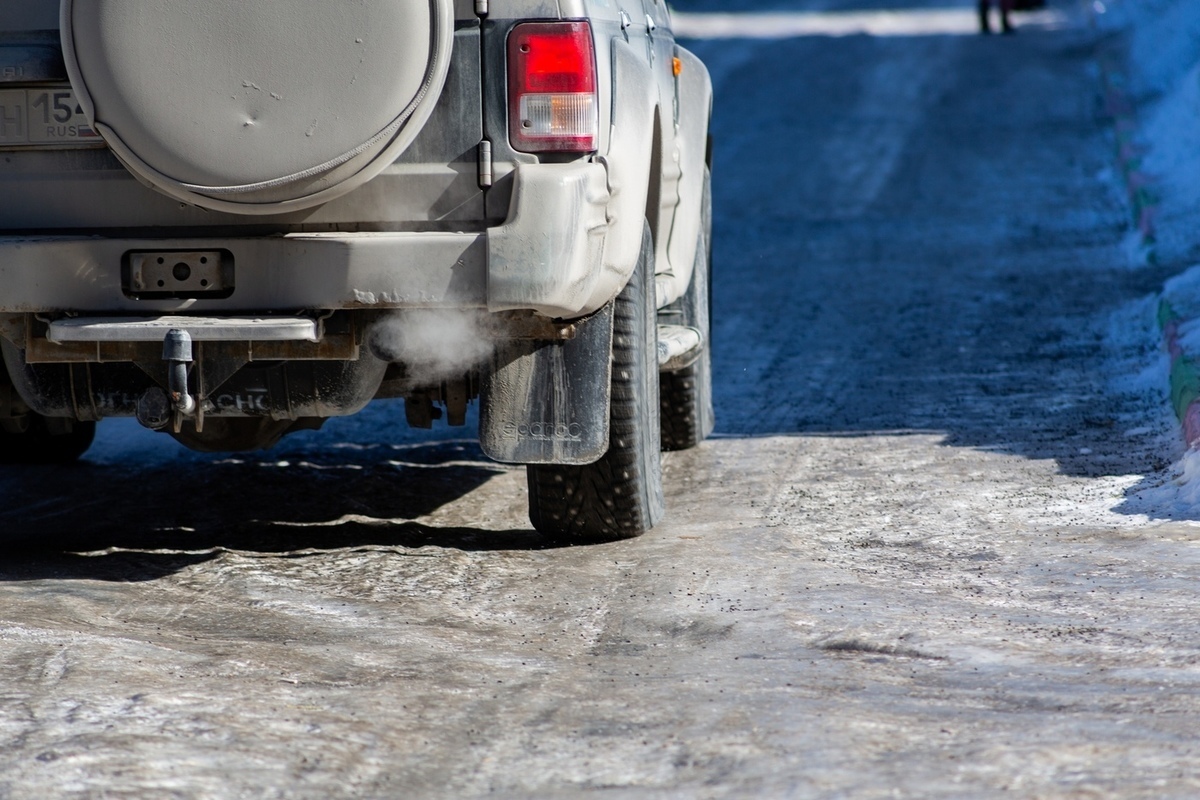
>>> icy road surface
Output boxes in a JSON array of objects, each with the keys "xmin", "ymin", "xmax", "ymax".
[{"xmin": 2, "ymin": 2, "xmax": 1198, "ymax": 797}]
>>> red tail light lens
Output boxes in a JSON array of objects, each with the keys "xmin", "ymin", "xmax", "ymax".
[{"xmin": 507, "ymin": 21, "xmax": 598, "ymax": 154}]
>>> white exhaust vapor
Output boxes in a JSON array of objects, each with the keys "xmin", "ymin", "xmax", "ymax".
[{"xmin": 369, "ymin": 309, "xmax": 496, "ymax": 387}]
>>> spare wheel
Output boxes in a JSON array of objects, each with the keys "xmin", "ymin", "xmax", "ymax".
[{"xmin": 61, "ymin": 0, "xmax": 454, "ymax": 214}]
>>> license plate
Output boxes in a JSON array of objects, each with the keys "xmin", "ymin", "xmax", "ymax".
[{"xmin": 0, "ymin": 87, "xmax": 103, "ymax": 148}]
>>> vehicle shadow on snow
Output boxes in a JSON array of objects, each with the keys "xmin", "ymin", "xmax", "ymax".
[{"xmin": 0, "ymin": 437, "xmax": 567, "ymax": 582}]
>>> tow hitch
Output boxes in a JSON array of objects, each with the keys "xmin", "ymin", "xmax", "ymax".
[
  {"xmin": 134, "ymin": 329, "xmax": 195, "ymax": 432},
  {"xmin": 163, "ymin": 330, "xmax": 196, "ymax": 417}
]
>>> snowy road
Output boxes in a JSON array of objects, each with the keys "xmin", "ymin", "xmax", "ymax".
[{"xmin": 3, "ymin": 2, "xmax": 1200, "ymax": 797}]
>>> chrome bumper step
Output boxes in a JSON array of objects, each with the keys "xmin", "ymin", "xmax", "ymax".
[
  {"xmin": 46, "ymin": 315, "xmax": 320, "ymax": 344},
  {"xmin": 657, "ymin": 324, "xmax": 703, "ymax": 371}
]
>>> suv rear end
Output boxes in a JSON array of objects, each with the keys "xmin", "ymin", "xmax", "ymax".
[{"xmin": 0, "ymin": 0, "xmax": 714, "ymax": 541}]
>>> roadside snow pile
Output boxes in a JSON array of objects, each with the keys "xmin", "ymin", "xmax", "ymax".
[
  {"xmin": 1122, "ymin": 0, "xmax": 1200, "ymax": 96},
  {"xmin": 1121, "ymin": 264, "xmax": 1200, "ymax": 514},
  {"xmin": 1091, "ymin": 1, "xmax": 1200, "ymax": 512},
  {"xmin": 1134, "ymin": 447, "xmax": 1200, "ymax": 511},
  {"xmin": 1141, "ymin": 65, "xmax": 1200, "ymax": 263},
  {"xmin": 1099, "ymin": 0, "xmax": 1200, "ymax": 263},
  {"xmin": 1165, "ymin": 266, "xmax": 1200, "ymax": 355}
]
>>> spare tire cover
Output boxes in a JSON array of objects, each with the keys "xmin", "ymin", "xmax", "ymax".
[{"xmin": 61, "ymin": 0, "xmax": 453, "ymax": 214}]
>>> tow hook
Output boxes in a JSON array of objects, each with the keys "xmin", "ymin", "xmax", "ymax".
[
  {"xmin": 134, "ymin": 329, "xmax": 196, "ymax": 431},
  {"xmin": 164, "ymin": 329, "xmax": 196, "ymax": 429}
]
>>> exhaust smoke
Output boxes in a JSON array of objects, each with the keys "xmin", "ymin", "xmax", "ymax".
[{"xmin": 369, "ymin": 309, "xmax": 496, "ymax": 386}]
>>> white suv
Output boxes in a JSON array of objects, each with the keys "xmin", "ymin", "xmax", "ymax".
[{"xmin": 0, "ymin": 0, "xmax": 713, "ymax": 541}]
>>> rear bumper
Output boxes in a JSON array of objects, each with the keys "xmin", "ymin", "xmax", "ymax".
[
  {"xmin": 0, "ymin": 232, "xmax": 489, "ymax": 314},
  {"xmin": 0, "ymin": 162, "xmax": 618, "ymax": 320}
]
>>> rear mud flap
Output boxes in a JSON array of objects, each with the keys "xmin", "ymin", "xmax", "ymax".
[{"xmin": 479, "ymin": 304, "xmax": 613, "ymax": 465}]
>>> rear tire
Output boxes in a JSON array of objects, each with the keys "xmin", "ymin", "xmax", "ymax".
[
  {"xmin": 0, "ymin": 415, "xmax": 95, "ymax": 465},
  {"xmin": 527, "ymin": 223, "xmax": 665, "ymax": 542},
  {"xmin": 0, "ymin": 350, "xmax": 95, "ymax": 464},
  {"xmin": 659, "ymin": 166, "xmax": 714, "ymax": 451}
]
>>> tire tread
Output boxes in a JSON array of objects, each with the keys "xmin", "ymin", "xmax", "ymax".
[{"xmin": 527, "ymin": 225, "xmax": 663, "ymax": 542}]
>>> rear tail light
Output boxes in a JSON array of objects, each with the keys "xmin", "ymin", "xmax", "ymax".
[{"xmin": 507, "ymin": 21, "xmax": 598, "ymax": 154}]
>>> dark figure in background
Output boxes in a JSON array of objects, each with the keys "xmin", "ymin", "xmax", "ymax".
[{"xmin": 978, "ymin": 0, "xmax": 1014, "ymax": 33}]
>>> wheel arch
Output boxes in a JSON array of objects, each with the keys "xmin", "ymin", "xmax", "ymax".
[
  {"xmin": 583, "ymin": 34, "xmax": 660, "ymax": 314},
  {"xmin": 659, "ymin": 44, "xmax": 714, "ymax": 310}
]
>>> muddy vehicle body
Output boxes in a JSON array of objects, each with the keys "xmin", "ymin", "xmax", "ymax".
[{"xmin": 0, "ymin": 0, "xmax": 713, "ymax": 539}]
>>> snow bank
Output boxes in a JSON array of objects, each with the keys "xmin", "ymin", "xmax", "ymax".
[
  {"xmin": 1127, "ymin": 447, "xmax": 1200, "ymax": 512},
  {"xmin": 1094, "ymin": 0, "xmax": 1200, "ymax": 96},
  {"xmin": 1098, "ymin": 2, "xmax": 1200, "ymax": 510},
  {"xmin": 1141, "ymin": 59, "xmax": 1200, "ymax": 263},
  {"xmin": 1100, "ymin": 0, "xmax": 1200, "ymax": 264},
  {"xmin": 1124, "ymin": 1, "xmax": 1200, "ymax": 99},
  {"xmin": 1162, "ymin": 264, "xmax": 1200, "ymax": 322}
]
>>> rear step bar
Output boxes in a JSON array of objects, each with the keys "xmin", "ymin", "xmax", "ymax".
[
  {"xmin": 47, "ymin": 315, "xmax": 320, "ymax": 343},
  {"xmin": 657, "ymin": 324, "xmax": 703, "ymax": 372},
  {"xmin": 41, "ymin": 316, "xmax": 324, "ymax": 432}
]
